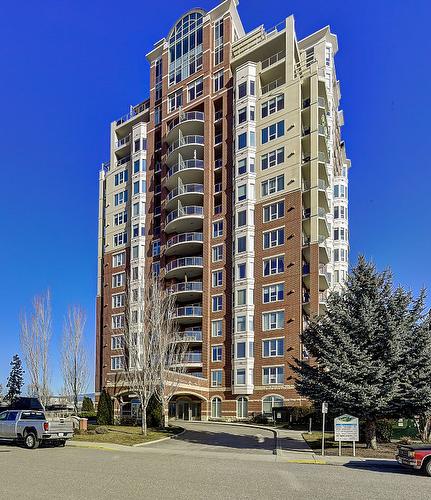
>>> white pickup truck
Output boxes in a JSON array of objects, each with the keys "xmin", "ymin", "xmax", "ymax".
[{"xmin": 0, "ymin": 409, "xmax": 73, "ymax": 449}]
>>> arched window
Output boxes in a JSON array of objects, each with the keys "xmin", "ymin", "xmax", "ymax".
[
  {"xmin": 211, "ymin": 397, "xmax": 222, "ymax": 418},
  {"xmin": 262, "ymin": 395, "xmax": 283, "ymax": 415},
  {"xmin": 236, "ymin": 397, "xmax": 248, "ymax": 418},
  {"xmin": 168, "ymin": 11, "xmax": 204, "ymax": 85}
]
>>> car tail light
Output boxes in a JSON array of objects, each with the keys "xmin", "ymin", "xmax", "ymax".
[{"xmin": 43, "ymin": 422, "xmax": 49, "ymax": 431}]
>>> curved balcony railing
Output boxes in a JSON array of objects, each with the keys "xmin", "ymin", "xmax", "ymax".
[
  {"xmin": 167, "ymin": 184, "xmax": 204, "ymax": 202},
  {"xmin": 167, "ymin": 135, "xmax": 204, "ymax": 156},
  {"xmin": 166, "ymin": 206, "xmax": 203, "ymax": 225},
  {"xmin": 170, "ymin": 282, "xmax": 203, "ymax": 294},
  {"xmin": 167, "ymin": 111, "xmax": 205, "ymax": 133},
  {"xmin": 167, "ymin": 159, "xmax": 204, "ymax": 178},
  {"xmin": 174, "ymin": 352, "xmax": 202, "ymax": 364},
  {"xmin": 182, "ymin": 331, "xmax": 203, "ymax": 342},
  {"xmin": 166, "ymin": 232, "xmax": 203, "ymax": 249},
  {"xmin": 174, "ymin": 306, "xmax": 203, "ymax": 318},
  {"xmin": 165, "ymin": 257, "xmax": 203, "ymax": 273}
]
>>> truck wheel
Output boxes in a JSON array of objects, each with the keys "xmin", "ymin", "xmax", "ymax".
[
  {"xmin": 24, "ymin": 432, "xmax": 40, "ymax": 450},
  {"xmin": 59, "ymin": 440, "xmax": 66, "ymax": 447},
  {"xmin": 424, "ymin": 459, "xmax": 431, "ymax": 477}
]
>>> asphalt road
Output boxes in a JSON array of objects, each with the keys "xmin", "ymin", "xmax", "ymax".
[{"xmin": 1, "ymin": 424, "xmax": 430, "ymax": 500}]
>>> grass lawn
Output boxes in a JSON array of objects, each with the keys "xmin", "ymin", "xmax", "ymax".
[
  {"xmin": 72, "ymin": 425, "xmax": 182, "ymax": 446},
  {"xmin": 302, "ymin": 431, "xmax": 400, "ymax": 459}
]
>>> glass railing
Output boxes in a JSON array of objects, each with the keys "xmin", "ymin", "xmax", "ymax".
[
  {"xmin": 115, "ymin": 135, "xmax": 130, "ymax": 148},
  {"xmin": 166, "ymin": 206, "xmax": 204, "ymax": 224},
  {"xmin": 167, "ymin": 184, "xmax": 204, "ymax": 202},
  {"xmin": 261, "ymin": 50, "xmax": 286, "ymax": 70},
  {"xmin": 167, "ymin": 159, "xmax": 204, "ymax": 178},
  {"xmin": 183, "ymin": 330, "xmax": 203, "ymax": 342},
  {"xmin": 166, "ymin": 232, "xmax": 203, "ymax": 248},
  {"xmin": 170, "ymin": 282, "xmax": 203, "ymax": 294},
  {"xmin": 214, "ymin": 159, "xmax": 223, "ymax": 169},
  {"xmin": 214, "ymin": 134, "xmax": 222, "ymax": 145},
  {"xmin": 176, "ymin": 352, "xmax": 202, "ymax": 363},
  {"xmin": 175, "ymin": 307, "xmax": 203, "ymax": 318},
  {"xmin": 214, "ymin": 182, "xmax": 222, "ymax": 193},
  {"xmin": 116, "ymin": 156, "xmax": 130, "ymax": 166},
  {"xmin": 261, "ymin": 78, "xmax": 285, "ymax": 95},
  {"xmin": 168, "ymin": 135, "xmax": 204, "ymax": 155},
  {"xmin": 167, "ymin": 112, "xmax": 205, "ymax": 132},
  {"xmin": 166, "ymin": 257, "xmax": 203, "ymax": 272}
]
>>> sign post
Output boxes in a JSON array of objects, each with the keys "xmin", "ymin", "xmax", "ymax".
[
  {"xmin": 334, "ymin": 414, "xmax": 359, "ymax": 457},
  {"xmin": 321, "ymin": 402, "xmax": 328, "ymax": 456}
]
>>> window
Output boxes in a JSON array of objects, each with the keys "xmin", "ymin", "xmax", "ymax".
[
  {"xmin": 212, "ymin": 270, "xmax": 223, "ymax": 287},
  {"xmin": 214, "ymin": 18, "xmax": 224, "ymax": 65},
  {"xmin": 261, "ymin": 94, "xmax": 284, "ymax": 118},
  {"xmin": 112, "ymin": 252, "xmax": 125, "ymax": 267},
  {"xmin": 152, "ymin": 240, "xmax": 160, "ymax": 257},
  {"xmin": 263, "ymin": 338, "xmax": 284, "ymax": 357},
  {"xmin": 250, "ymin": 80, "xmax": 255, "ymax": 95},
  {"xmin": 262, "ymin": 311, "xmax": 285, "ymax": 330},
  {"xmin": 213, "ymin": 220, "xmax": 223, "ymax": 238},
  {"xmin": 262, "ymin": 395, "xmax": 283, "ymax": 414},
  {"xmin": 132, "ymin": 266, "xmax": 138, "ymax": 280},
  {"xmin": 168, "ymin": 89, "xmax": 183, "ymax": 112},
  {"xmin": 111, "ymin": 335, "xmax": 124, "ymax": 349},
  {"xmin": 212, "ymin": 245, "xmax": 223, "ymax": 262},
  {"xmin": 250, "ymin": 106, "xmax": 255, "ymax": 121},
  {"xmin": 213, "ymin": 70, "xmax": 224, "ymax": 92},
  {"xmin": 236, "ymin": 369, "xmax": 246, "ymax": 385},
  {"xmin": 237, "ymin": 132, "xmax": 247, "ymax": 150},
  {"xmin": 263, "ymin": 228, "xmax": 284, "ymax": 249},
  {"xmin": 132, "ymin": 202, "xmax": 140, "ymax": 217},
  {"xmin": 134, "ymin": 139, "xmax": 141, "ymax": 152},
  {"xmin": 212, "ymin": 345, "xmax": 222, "ymax": 362},
  {"xmin": 212, "ymin": 319, "xmax": 222, "ymax": 337},
  {"xmin": 250, "ymin": 131, "xmax": 255, "ymax": 148},
  {"xmin": 236, "ymin": 315, "xmax": 246, "ymax": 332},
  {"xmin": 238, "ymin": 81, "xmax": 247, "ymax": 99},
  {"xmin": 152, "ymin": 261, "xmax": 160, "ymax": 276},
  {"xmin": 133, "ymin": 181, "xmax": 140, "ymax": 195},
  {"xmin": 334, "ymin": 205, "xmax": 346, "ymax": 219},
  {"xmin": 261, "ymin": 147, "xmax": 284, "ymax": 170},
  {"xmin": 238, "ymin": 107, "xmax": 247, "ymax": 124},
  {"xmin": 112, "ymin": 314, "xmax": 124, "ymax": 330},
  {"xmin": 188, "ymin": 77, "xmax": 203, "ymax": 101},
  {"xmin": 261, "ymin": 174, "xmax": 284, "ymax": 197},
  {"xmin": 112, "ymin": 293, "xmax": 125, "ymax": 308},
  {"xmin": 132, "ymin": 245, "xmax": 139, "ymax": 259},
  {"xmin": 237, "ymin": 263, "xmax": 246, "ymax": 279},
  {"xmin": 237, "ymin": 397, "xmax": 248, "ymax": 417},
  {"xmin": 113, "ymin": 232, "xmax": 127, "ymax": 246},
  {"xmin": 154, "ymin": 105, "xmax": 161, "ymax": 125},
  {"xmin": 133, "ymin": 160, "xmax": 140, "ymax": 173},
  {"xmin": 114, "ymin": 190, "xmax": 128, "ymax": 206},
  {"xmin": 263, "ymin": 256, "xmax": 284, "ymax": 276},
  {"xmin": 113, "ymin": 211, "xmax": 128, "ymax": 226},
  {"xmin": 236, "ymin": 342, "xmax": 246, "ymax": 359},
  {"xmin": 261, "ymin": 120, "xmax": 284, "ymax": 144},
  {"xmin": 212, "ymin": 295, "xmax": 223, "ymax": 312},
  {"xmin": 111, "ymin": 356, "xmax": 124, "ymax": 371},
  {"xmin": 211, "ymin": 370, "xmax": 222, "ymax": 387},
  {"xmin": 237, "ymin": 236, "xmax": 246, "ymax": 253},
  {"xmin": 112, "ymin": 272, "xmax": 125, "ymax": 288},
  {"xmin": 237, "ymin": 289, "xmax": 246, "ymax": 306},
  {"xmin": 114, "ymin": 170, "xmax": 128, "ymax": 186},
  {"xmin": 263, "ymin": 366, "xmax": 284, "ymax": 385},
  {"xmin": 237, "ymin": 184, "xmax": 247, "ymax": 201},
  {"xmin": 237, "ymin": 158, "xmax": 247, "ymax": 175},
  {"xmin": 211, "ymin": 397, "xmax": 222, "ymax": 418},
  {"xmin": 263, "ymin": 201, "xmax": 284, "ymax": 222},
  {"xmin": 237, "ymin": 210, "xmax": 247, "ymax": 227},
  {"xmin": 263, "ymin": 283, "xmax": 284, "ymax": 303}
]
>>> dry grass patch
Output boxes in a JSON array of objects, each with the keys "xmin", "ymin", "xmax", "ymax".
[{"xmin": 73, "ymin": 425, "xmax": 181, "ymax": 446}]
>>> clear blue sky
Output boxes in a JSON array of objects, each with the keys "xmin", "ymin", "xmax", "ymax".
[{"xmin": 0, "ymin": 0, "xmax": 430, "ymax": 393}]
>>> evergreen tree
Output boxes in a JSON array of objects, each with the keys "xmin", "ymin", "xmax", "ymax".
[
  {"xmin": 291, "ymin": 256, "xmax": 426, "ymax": 449},
  {"xmin": 96, "ymin": 389, "xmax": 113, "ymax": 425},
  {"xmin": 6, "ymin": 354, "xmax": 24, "ymax": 403},
  {"xmin": 81, "ymin": 396, "xmax": 95, "ymax": 413}
]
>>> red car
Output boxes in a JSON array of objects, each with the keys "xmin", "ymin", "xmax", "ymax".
[{"xmin": 396, "ymin": 444, "xmax": 431, "ymax": 476}]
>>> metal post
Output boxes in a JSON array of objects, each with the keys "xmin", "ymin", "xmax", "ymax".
[
  {"xmin": 353, "ymin": 440, "xmax": 356, "ymax": 457},
  {"xmin": 308, "ymin": 417, "xmax": 312, "ymax": 434},
  {"xmin": 321, "ymin": 412, "xmax": 326, "ymax": 456},
  {"xmin": 338, "ymin": 440, "xmax": 342, "ymax": 456}
]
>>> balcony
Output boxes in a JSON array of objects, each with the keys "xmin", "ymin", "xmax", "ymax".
[
  {"xmin": 116, "ymin": 156, "xmax": 130, "ymax": 167},
  {"xmin": 166, "ymin": 135, "xmax": 204, "ymax": 165},
  {"xmin": 173, "ymin": 351, "xmax": 202, "ymax": 366},
  {"xmin": 261, "ymin": 50, "xmax": 286, "ymax": 71},
  {"xmin": 302, "ymin": 207, "xmax": 330, "ymax": 240},
  {"xmin": 302, "ymin": 235, "xmax": 330, "ymax": 265},
  {"xmin": 115, "ymin": 134, "xmax": 130, "ymax": 150},
  {"xmin": 166, "ymin": 111, "xmax": 205, "ymax": 141},
  {"xmin": 214, "ymin": 158, "xmax": 223, "ymax": 170},
  {"xmin": 174, "ymin": 306, "xmax": 203, "ymax": 324},
  {"xmin": 166, "ymin": 184, "xmax": 204, "ymax": 210},
  {"xmin": 261, "ymin": 78, "xmax": 285, "ymax": 95},
  {"xmin": 115, "ymin": 100, "xmax": 150, "ymax": 127},
  {"xmin": 302, "ymin": 264, "xmax": 330, "ymax": 291},
  {"xmin": 165, "ymin": 232, "xmax": 203, "ymax": 256},
  {"xmin": 165, "ymin": 205, "xmax": 204, "ymax": 234},
  {"xmin": 165, "ymin": 257, "xmax": 203, "ymax": 279},
  {"xmin": 302, "ymin": 179, "xmax": 329, "ymax": 212},
  {"xmin": 166, "ymin": 159, "xmax": 204, "ymax": 189},
  {"xmin": 169, "ymin": 282, "xmax": 203, "ymax": 302},
  {"xmin": 182, "ymin": 330, "xmax": 202, "ymax": 343}
]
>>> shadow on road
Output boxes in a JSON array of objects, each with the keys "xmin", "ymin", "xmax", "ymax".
[
  {"xmin": 343, "ymin": 460, "xmax": 422, "ymax": 476},
  {"xmin": 177, "ymin": 428, "xmax": 274, "ymax": 452}
]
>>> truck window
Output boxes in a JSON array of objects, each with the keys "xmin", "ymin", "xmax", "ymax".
[
  {"xmin": 20, "ymin": 411, "xmax": 45, "ymax": 420},
  {"xmin": 0, "ymin": 412, "xmax": 7, "ymax": 421},
  {"xmin": 6, "ymin": 412, "xmax": 18, "ymax": 421}
]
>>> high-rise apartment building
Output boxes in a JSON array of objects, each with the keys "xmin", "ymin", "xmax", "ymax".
[{"xmin": 96, "ymin": 0, "xmax": 350, "ymax": 421}]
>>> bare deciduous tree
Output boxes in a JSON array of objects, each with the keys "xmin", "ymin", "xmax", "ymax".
[
  {"xmin": 61, "ymin": 306, "xmax": 88, "ymax": 413},
  {"xmin": 20, "ymin": 290, "xmax": 52, "ymax": 406}
]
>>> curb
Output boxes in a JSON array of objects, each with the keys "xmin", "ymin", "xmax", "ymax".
[{"xmin": 132, "ymin": 427, "xmax": 186, "ymax": 447}]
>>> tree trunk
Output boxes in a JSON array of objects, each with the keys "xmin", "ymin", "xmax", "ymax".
[
  {"xmin": 141, "ymin": 404, "xmax": 147, "ymax": 436},
  {"xmin": 162, "ymin": 401, "xmax": 169, "ymax": 428},
  {"xmin": 365, "ymin": 418, "xmax": 377, "ymax": 449}
]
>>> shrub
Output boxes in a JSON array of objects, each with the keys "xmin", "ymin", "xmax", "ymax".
[
  {"xmin": 95, "ymin": 426, "xmax": 109, "ymax": 434},
  {"xmin": 376, "ymin": 419, "xmax": 394, "ymax": 443},
  {"xmin": 147, "ymin": 396, "xmax": 162, "ymax": 428},
  {"xmin": 81, "ymin": 396, "xmax": 95, "ymax": 413},
  {"xmin": 252, "ymin": 413, "xmax": 269, "ymax": 425},
  {"xmin": 96, "ymin": 390, "xmax": 113, "ymax": 425},
  {"xmin": 78, "ymin": 411, "xmax": 97, "ymax": 419}
]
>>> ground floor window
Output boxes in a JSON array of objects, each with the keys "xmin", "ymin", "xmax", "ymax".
[
  {"xmin": 262, "ymin": 395, "xmax": 283, "ymax": 415},
  {"xmin": 211, "ymin": 397, "xmax": 222, "ymax": 418},
  {"xmin": 237, "ymin": 397, "xmax": 248, "ymax": 418}
]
